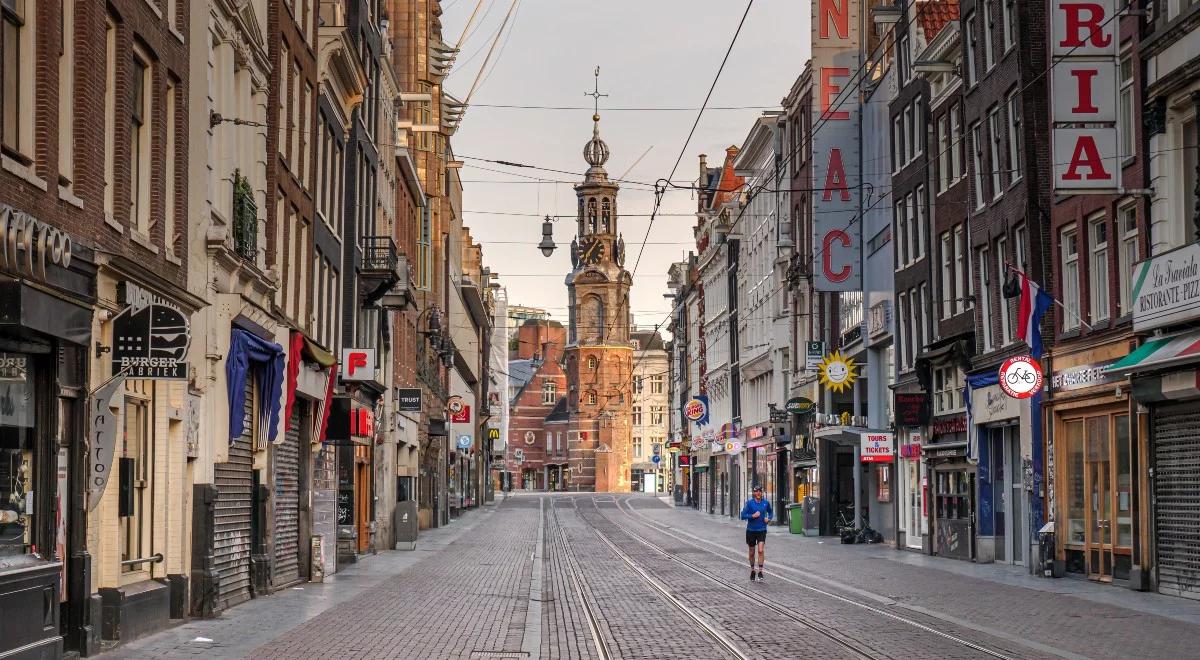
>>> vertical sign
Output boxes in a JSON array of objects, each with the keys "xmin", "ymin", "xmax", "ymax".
[
  {"xmin": 1051, "ymin": 0, "xmax": 1119, "ymax": 192},
  {"xmin": 811, "ymin": 0, "xmax": 862, "ymax": 291}
]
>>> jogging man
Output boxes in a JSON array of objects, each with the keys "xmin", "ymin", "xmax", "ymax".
[{"xmin": 741, "ymin": 485, "xmax": 772, "ymax": 581}]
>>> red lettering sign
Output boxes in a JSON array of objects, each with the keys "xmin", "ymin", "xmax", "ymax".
[
  {"xmin": 820, "ymin": 68, "xmax": 850, "ymax": 120},
  {"xmin": 822, "ymin": 230, "xmax": 852, "ymax": 282},
  {"xmin": 1062, "ymin": 135, "xmax": 1112, "ymax": 181},
  {"xmin": 347, "ymin": 352, "xmax": 367, "ymax": 376},
  {"xmin": 1058, "ymin": 3, "xmax": 1111, "ymax": 49},
  {"xmin": 817, "ymin": 0, "xmax": 849, "ymax": 39},
  {"xmin": 1068, "ymin": 68, "xmax": 1099, "ymax": 114},
  {"xmin": 822, "ymin": 149, "xmax": 850, "ymax": 201}
]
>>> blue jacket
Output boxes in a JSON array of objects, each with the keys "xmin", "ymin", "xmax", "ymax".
[{"xmin": 741, "ymin": 497, "xmax": 773, "ymax": 532}]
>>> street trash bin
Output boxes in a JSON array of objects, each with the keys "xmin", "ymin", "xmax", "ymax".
[
  {"xmin": 1038, "ymin": 521, "xmax": 1056, "ymax": 578},
  {"xmin": 787, "ymin": 504, "xmax": 803, "ymax": 534}
]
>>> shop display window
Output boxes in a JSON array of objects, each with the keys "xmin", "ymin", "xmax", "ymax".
[
  {"xmin": 1066, "ymin": 419, "xmax": 1085, "ymax": 544},
  {"xmin": 0, "ymin": 353, "xmax": 34, "ymax": 557},
  {"xmin": 876, "ymin": 465, "xmax": 891, "ymax": 502},
  {"xmin": 935, "ymin": 470, "xmax": 969, "ymax": 520}
]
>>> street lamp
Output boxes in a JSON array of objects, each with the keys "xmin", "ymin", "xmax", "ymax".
[{"xmin": 538, "ymin": 216, "xmax": 556, "ymax": 257}]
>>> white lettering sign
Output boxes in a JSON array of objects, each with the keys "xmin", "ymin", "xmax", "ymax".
[{"xmin": 1131, "ymin": 242, "xmax": 1200, "ymax": 331}]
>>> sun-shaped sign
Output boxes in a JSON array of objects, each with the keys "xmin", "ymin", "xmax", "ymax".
[{"xmin": 817, "ymin": 350, "xmax": 858, "ymax": 393}]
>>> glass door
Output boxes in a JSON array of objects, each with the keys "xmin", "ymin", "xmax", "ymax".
[
  {"xmin": 1008, "ymin": 427, "xmax": 1025, "ymax": 565},
  {"xmin": 1086, "ymin": 416, "xmax": 1112, "ymax": 581}
]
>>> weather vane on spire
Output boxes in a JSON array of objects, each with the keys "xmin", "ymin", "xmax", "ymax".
[{"xmin": 585, "ymin": 66, "xmax": 608, "ymax": 121}]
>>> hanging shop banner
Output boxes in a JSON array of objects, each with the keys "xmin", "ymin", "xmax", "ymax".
[
  {"xmin": 395, "ymin": 387, "xmax": 422, "ymax": 412},
  {"xmin": 450, "ymin": 403, "xmax": 471, "ymax": 424},
  {"xmin": 1130, "ymin": 242, "xmax": 1200, "ymax": 332},
  {"xmin": 340, "ymin": 348, "xmax": 376, "ymax": 381},
  {"xmin": 111, "ymin": 282, "xmax": 190, "ymax": 379},
  {"xmin": 810, "ymin": 0, "xmax": 862, "ymax": 291},
  {"xmin": 859, "ymin": 432, "xmax": 894, "ymax": 463},
  {"xmin": 785, "ymin": 397, "xmax": 816, "ymax": 416},
  {"xmin": 1051, "ymin": 0, "xmax": 1119, "ymax": 193},
  {"xmin": 87, "ymin": 375, "xmax": 127, "ymax": 510},
  {"xmin": 999, "ymin": 355, "xmax": 1044, "ymax": 399},
  {"xmin": 805, "ymin": 341, "xmax": 825, "ymax": 371},
  {"xmin": 818, "ymin": 350, "xmax": 858, "ymax": 393},
  {"xmin": 685, "ymin": 397, "xmax": 709, "ymax": 425},
  {"xmin": 893, "ymin": 392, "xmax": 929, "ymax": 426}
]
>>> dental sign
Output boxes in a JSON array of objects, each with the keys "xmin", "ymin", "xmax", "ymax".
[
  {"xmin": 1051, "ymin": 0, "xmax": 1119, "ymax": 193},
  {"xmin": 811, "ymin": 0, "xmax": 862, "ymax": 291}
]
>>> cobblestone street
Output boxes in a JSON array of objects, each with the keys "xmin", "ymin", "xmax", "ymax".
[{"xmin": 98, "ymin": 494, "xmax": 1200, "ymax": 659}]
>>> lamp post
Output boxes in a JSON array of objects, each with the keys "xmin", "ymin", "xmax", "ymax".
[{"xmin": 538, "ymin": 216, "xmax": 556, "ymax": 257}]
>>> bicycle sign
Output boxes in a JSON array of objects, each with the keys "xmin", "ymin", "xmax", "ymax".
[{"xmin": 999, "ymin": 355, "xmax": 1043, "ymax": 399}]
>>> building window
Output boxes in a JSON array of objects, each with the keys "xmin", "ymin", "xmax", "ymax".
[
  {"xmin": 542, "ymin": 380, "xmax": 557, "ymax": 405},
  {"xmin": 129, "ymin": 52, "xmax": 152, "ymax": 234},
  {"xmin": 919, "ymin": 282, "xmax": 931, "ymax": 348},
  {"xmin": 1, "ymin": 0, "xmax": 33, "ymax": 159},
  {"xmin": 1002, "ymin": 0, "xmax": 1015, "ymax": 52},
  {"xmin": 971, "ymin": 122, "xmax": 985, "ymax": 208},
  {"xmin": 1062, "ymin": 225, "xmax": 1081, "ymax": 331},
  {"xmin": 634, "ymin": 436, "xmax": 643, "ymax": 458},
  {"xmin": 1014, "ymin": 223, "xmax": 1028, "ymax": 271},
  {"xmin": 913, "ymin": 186, "xmax": 926, "ymax": 260},
  {"xmin": 988, "ymin": 105, "xmax": 1004, "ymax": 196},
  {"xmin": 417, "ymin": 206, "xmax": 431, "ymax": 289},
  {"xmin": 913, "ymin": 100, "xmax": 923, "ymax": 157},
  {"xmin": 632, "ymin": 405, "xmax": 642, "ymax": 426},
  {"xmin": 898, "ymin": 33, "xmax": 911, "ymax": 83},
  {"xmin": 164, "ymin": 80, "xmax": 177, "ymax": 254},
  {"xmin": 103, "ymin": 16, "xmax": 116, "ymax": 216},
  {"xmin": 955, "ymin": 225, "xmax": 969, "ymax": 313},
  {"xmin": 587, "ymin": 355, "xmax": 598, "ymax": 370},
  {"xmin": 934, "ymin": 366, "xmax": 964, "ymax": 415},
  {"xmin": 586, "ymin": 391, "xmax": 597, "ymax": 406},
  {"xmin": 904, "ymin": 104, "xmax": 915, "ymax": 164},
  {"xmin": 892, "ymin": 113, "xmax": 903, "ymax": 173},
  {"xmin": 1119, "ymin": 50, "xmax": 1134, "ymax": 160},
  {"xmin": 938, "ymin": 114, "xmax": 951, "ymax": 191},
  {"xmin": 951, "ymin": 104, "xmax": 964, "ymax": 183},
  {"xmin": 650, "ymin": 376, "xmax": 664, "ymax": 394},
  {"xmin": 997, "ymin": 236, "xmax": 1013, "ymax": 343},
  {"xmin": 897, "ymin": 291, "xmax": 909, "ymax": 369},
  {"xmin": 58, "ymin": 0, "xmax": 75, "ymax": 186},
  {"xmin": 557, "ymin": 432, "xmax": 563, "ymax": 453},
  {"xmin": 1118, "ymin": 203, "xmax": 1138, "ymax": 316},
  {"xmin": 650, "ymin": 406, "xmax": 664, "ymax": 426},
  {"xmin": 941, "ymin": 231, "xmax": 953, "ymax": 318},
  {"xmin": 1089, "ymin": 213, "xmax": 1110, "ymax": 323},
  {"xmin": 983, "ymin": 0, "xmax": 995, "ymax": 72},
  {"xmin": 964, "ymin": 12, "xmax": 977, "ymax": 86},
  {"xmin": 894, "ymin": 199, "xmax": 909, "ymax": 266},
  {"xmin": 1007, "ymin": 92, "xmax": 1022, "ymax": 183},
  {"xmin": 979, "ymin": 245, "xmax": 993, "ymax": 350},
  {"xmin": 546, "ymin": 432, "xmax": 552, "ymax": 451}
]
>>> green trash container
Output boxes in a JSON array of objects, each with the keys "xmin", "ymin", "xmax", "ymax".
[{"xmin": 787, "ymin": 503, "xmax": 803, "ymax": 534}]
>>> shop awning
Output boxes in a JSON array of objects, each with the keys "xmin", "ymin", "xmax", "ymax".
[{"xmin": 1107, "ymin": 330, "xmax": 1200, "ymax": 375}]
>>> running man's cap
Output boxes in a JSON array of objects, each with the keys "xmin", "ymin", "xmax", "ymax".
[{"xmin": 753, "ymin": 485, "xmax": 763, "ymax": 492}]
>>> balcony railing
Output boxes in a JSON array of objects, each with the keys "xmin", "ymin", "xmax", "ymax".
[
  {"xmin": 232, "ymin": 169, "xmax": 257, "ymax": 261},
  {"xmin": 361, "ymin": 235, "xmax": 399, "ymax": 273}
]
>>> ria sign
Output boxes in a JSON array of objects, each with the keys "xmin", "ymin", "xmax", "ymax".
[
  {"xmin": 341, "ymin": 348, "xmax": 376, "ymax": 381},
  {"xmin": 810, "ymin": 0, "xmax": 862, "ymax": 291},
  {"xmin": 1051, "ymin": 0, "xmax": 1119, "ymax": 193}
]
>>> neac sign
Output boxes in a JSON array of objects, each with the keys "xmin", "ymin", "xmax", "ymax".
[
  {"xmin": 810, "ymin": 0, "xmax": 862, "ymax": 291},
  {"xmin": 0, "ymin": 205, "xmax": 74, "ymax": 282}
]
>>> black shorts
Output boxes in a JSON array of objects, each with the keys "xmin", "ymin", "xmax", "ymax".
[{"xmin": 746, "ymin": 530, "xmax": 767, "ymax": 547}]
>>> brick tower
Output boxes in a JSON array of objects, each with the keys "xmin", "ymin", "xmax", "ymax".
[{"xmin": 564, "ymin": 79, "xmax": 633, "ymax": 492}]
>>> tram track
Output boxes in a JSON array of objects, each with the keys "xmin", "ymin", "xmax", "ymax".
[
  {"xmin": 608, "ymin": 496, "xmax": 1022, "ymax": 660},
  {"xmin": 546, "ymin": 503, "xmax": 614, "ymax": 660}
]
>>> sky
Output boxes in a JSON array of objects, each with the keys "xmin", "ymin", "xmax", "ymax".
[{"xmin": 440, "ymin": 0, "xmax": 810, "ymax": 334}]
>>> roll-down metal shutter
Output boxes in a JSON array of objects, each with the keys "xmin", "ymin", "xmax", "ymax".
[
  {"xmin": 214, "ymin": 378, "xmax": 255, "ymax": 610},
  {"xmin": 1154, "ymin": 402, "xmax": 1200, "ymax": 600},
  {"xmin": 273, "ymin": 408, "xmax": 302, "ymax": 587}
]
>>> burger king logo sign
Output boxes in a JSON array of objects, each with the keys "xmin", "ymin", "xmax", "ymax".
[
  {"xmin": 684, "ymin": 395, "xmax": 709, "ymax": 426},
  {"xmin": 999, "ymin": 356, "xmax": 1044, "ymax": 399}
]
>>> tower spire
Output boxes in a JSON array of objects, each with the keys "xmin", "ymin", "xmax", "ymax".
[{"xmin": 582, "ymin": 66, "xmax": 611, "ymax": 177}]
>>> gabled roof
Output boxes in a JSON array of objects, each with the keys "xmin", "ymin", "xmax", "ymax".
[
  {"xmin": 632, "ymin": 330, "xmax": 665, "ymax": 352},
  {"xmin": 919, "ymin": 0, "xmax": 960, "ymax": 41},
  {"xmin": 508, "ymin": 359, "xmax": 536, "ymax": 389},
  {"xmin": 544, "ymin": 396, "xmax": 569, "ymax": 422}
]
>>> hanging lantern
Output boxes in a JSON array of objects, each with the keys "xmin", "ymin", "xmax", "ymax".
[{"xmin": 538, "ymin": 216, "xmax": 556, "ymax": 257}]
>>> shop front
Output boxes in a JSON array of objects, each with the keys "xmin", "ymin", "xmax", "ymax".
[
  {"xmin": 0, "ymin": 211, "xmax": 94, "ymax": 658},
  {"xmin": 894, "ymin": 391, "xmax": 929, "ymax": 551},
  {"xmin": 745, "ymin": 425, "xmax": 777, "ymax": 510},
  {"xmin": 811, "ymin": 416, "xmax": 872, "ymax": 537},
  {"xmin": 1106, "ymin": 331, "xmax": 1200, "ymax": 594},
  {"xmin": 927, "ymin": 413, "xmax": 973, "ymax": 561},
  {"xmin": 329, "ymin": 396, "xmax": 377, "ymax": 564},
  {"xmin": 1045, "ymin": 342, "xmax": 1142, "ymax": 586},
  {"xmin": 90, "ymin": 274, "xmax": 201, "ymax": 643},
  {"xmin": 859, "ymin": 431, "xmax": 895, "ymax": 543},
  {"xmin": 970, "ymin": 383, "xmax": 1030, "ymax": 566}
]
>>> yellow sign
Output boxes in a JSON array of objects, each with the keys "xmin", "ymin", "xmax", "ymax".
[{"xmin": 818, "ymin": 350, "xmax": 858, "ymax": 394}]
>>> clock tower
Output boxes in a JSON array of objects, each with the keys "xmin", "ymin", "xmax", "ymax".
[{"xmin": 564, "ymin": 71, "xmax": 633, "ymax": 492}]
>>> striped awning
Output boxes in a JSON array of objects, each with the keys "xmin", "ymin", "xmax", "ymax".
[{"xmin": 1107, "ymin": 331, "xmax": 1200, "ymax": 374}]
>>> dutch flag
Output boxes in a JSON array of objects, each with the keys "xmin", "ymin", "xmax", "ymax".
[{"xmin": 1013, "ymin": 270, "xmax": 1054, "ymax": 359}]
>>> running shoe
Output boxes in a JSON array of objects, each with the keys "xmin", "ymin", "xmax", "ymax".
[
  {"xmin": 757, "ymin": 570, "xmax": 765, "ymax": 582},
  {"xmin": 750, "ymin": 568, "xmax": 756, "ymax": 581}
]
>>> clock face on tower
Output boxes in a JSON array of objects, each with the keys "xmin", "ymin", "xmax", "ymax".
[{"xmin": 580, "ymin": 237, "xmax": 606, "ymax": 264}]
